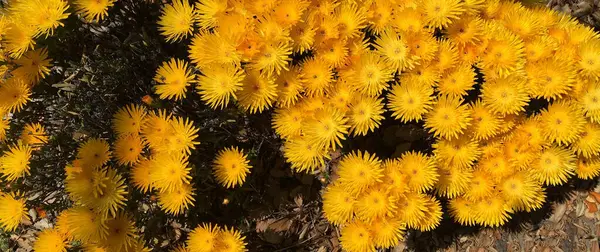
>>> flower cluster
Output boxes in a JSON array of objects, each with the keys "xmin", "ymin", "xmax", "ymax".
[
  {"xmin": 185, "ymin": 223, "xmax": 247, "ymax": 252},
  {"xmin": 153, "ymin": 0, "xmax": 600, "ymax": 251}
]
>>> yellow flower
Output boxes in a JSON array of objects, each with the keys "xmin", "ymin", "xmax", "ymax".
[
  {"xmin": 468, "ymin": 100, "xmax": 501, "ymax": 140},
  {"xmin": 532, "ymin": 146, "xmax": 575, "ymax": 186},
  {"xmin": 0, "ymin": 192, "xmax": 28, "ymax": 232},
  {"xmin": 0, "ymin": 142, "xmax": 32, "ymax": 181},
  {"xmin": 539, "ymin": 101, "xmax": 585, "ymax": 146},
  {"xmin": 300, "ymin": 57, "xmax": 334, "ymax": 97},
  {"xmin": 396, "ymin": 192, "xmax": 427, "ymax": 228},
  {"xmin": 282, "ymin": 135, "xmax": 329, "ymax": 173},
  {"xmin": 337, "ymin": 150, "xmax": 382, "ymax": 195},
  {"xmin": 415, "ymin": 196, "xmax": 443, "ymax": 231},
  {"xmin": 77, "ymin": 138, "xmax": 111, "ymax": 169},
  {"xmin": 12, "ymin": 48, "xmax": 53, "ymax": 85},
  {"xmin": 80, "ymin": 168, "xmax": 128, "ymax": 218},
  {"xmin": 154, "ymin": 58, "xmax": 195, "ymax": 101},
  {"xmin": 112, "ymin": 104, "xmax": 147, "ymax": 137},
  {"xmin": 578, "ymin": 38, "xmax": 600, "ymax": 80},
  {"xmin": 399, "ymin": 151, "xmax": 439, "ymax": 192},
  {"xmin": 463, "ymin": 169, "xmax": 495, "ymax": 200},
  {"xmin": 150, "ymin": 152, "xmax": 191, "ymax": 192},
  {"xmin": 188, "ymin": 31, "xmax": 241, "ymax": 69},
  {"xmin": 0, "ymin": 77, "xmax": 31, "ymax": 113},
  {"xmin": 479, "ymin": 22, "xmax": 525, "ymax": 78},
  {"xmin": 424, "ymin": 95, "xmax": 472, "ymax": 140},
  {"xmin": 447, "ymin": 16, "xmax": 483, "ymax": 45},
  {"xmin": 215, "ymin": 227, "xmax": 248, "ymax": 252},
  {"xmin": 236, "ymin": 69, "xmax": 278, "ymax": 114},
  {"xmin": 252, "ymin": 42, "xmax": 292, "ymax": 76},
  {"xmin": 500, "ymin": 171, "xmax": 546, "ymax": 212},
  {"xmin": 433, "ymin": 135, "xmax": 481, "ymax": 169},
  {"xmin": 0, "ymin": 117, "xmax": 8, "ymax": 142},
  {"xmin": 4, "ymin": 23, "xmax": 36, "ymax": 58},
  {"xmin": 130, "ymin": 159, "xmax": 153, "ymax": 193},
  {"xmin": 350, "ymin": 51, "xmax": 394, "ymax": 97},
  {"xmin": 275, "ymin": 66, "xmax": 304, "ymax": 107},
  {"xmin": 355, "ymin": 186, "xmax": 397, "ymax": 221},
  {"xmin": 196, "ymin": 64, "xmax": 245, "ymax": 109},
  {"xmin": 572, "ymin": 122, "xmax": 600, "ymax": 158},
  {"xmin": 435, "ymin": 165, "xmax": 472, "ymax": 198},
  {"xmin": 33, "ymin": 228, "xmax": 67, "ymax": 252},
  {"xmin": 322, "ymin": 182, "xmax": 356, "ymax": 225},
  {"xmin": 448, "ymin": 197, "xmax": 476, "ymax": 226},
  {"xmin": 371, "ymin": 217, "xmax": 405, "ymax": 249},
  {"xmin": 141, "ymin": 110, "xmax": 172, "ymax": 150},
  {"xmin": 212, "ymin": 147, "xmax": 252, "ymax": 188},
  {"xmin": 187, "ymin": 223, "xmax": 220, "ymax": 252},
  {"xmin": 194, "ymin": 0, "xmax": 227, "ymax": 29},
  {"xmin": 526, "ymin": 58, "xmax": 575, "ymax": 100},
  {"xmin": 156, "ymin": 116, "xmax": 200, "ymax": 155},
  {"xmin": 347, "ymin": 95, "xmax": 384, "ymax": 136},
  {"xmin": 576, "ymin": 158, "xmax": 600, "ymax": 180},
  {"xmin": 99, "ymin": 213, "xmax": 136, "ymax": 252},
  {"xmin": 473, "ymin": 193, "xmax": 513, "ymax": 227},
  {"xmin": 73, "ymin": 0, "xmax": 115, "ymax": 22},
  {"xmin": 480, "ymin": 74, "xmax": 530, "ymax": 115},
  {"xmin": 421, "ymin": 0, "xmax": 465, "ymax": 28},
  {"xmin": 335, "ymin": 2, "xmax": 367, "ymax": 39},
  {"xmin": 339, "ymin": 219, "xmax": 375, "ymax": 252},
  {"xmin": 113, "ymin": 134, "xmax": 144, "ymax": 165},
  {"xmin": 387, "ymin": 81, "xmax": 435, "ymax": 123},
  {"xmin": 65, "ymin": 207, "xmax": 107, "ymax": 243},
  {"xmin": 158, "ymin": 0, "xmax": 195, "ymax": 42},
  {"xmin": 373, "ymin": 28, "xmax": 414, "ymax": 72},
  {"xmin": 304, "ymin": 107, "xmax": 349, "ymax": 150},
  {"xmin": 290, "ymin": 22, "xmax": 316, "ymax": 54},
  {"xmin": 435, "ymin": 39, "xmax": 460, "ymax": 73},
  {"xmin": 437, "ymin": 63, "xmax": 476, "ymax": 97},
  {"xmin": 20, "ymin": 122, "xmax": 48, "ymax": 147},
  {"xmin": 158, "ymin": 183, "xmax": 195, "ymax": 215}
]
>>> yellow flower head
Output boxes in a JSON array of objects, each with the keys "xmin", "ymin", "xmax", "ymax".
[
  {"xmin": 463, "ymin": 169, "xmax": 495, "ymax": 200},
  {"xmin": 0, "ymin": 192, "xmax": 28, "ymax": 232},
  {"xmin": 65, "ymin": 207, "xmax": 107, "ymax": 243},
  {"xmin": 347, "ymin": 95, "xmax": 384, "ymax": 136},
  {"xmin": 0, "ymin": 77, "xmax": 31, "ymax": 113},
  {"xmin": 435, "ymin": 165, "xmax": 472, "ymax": 198},
  {"xmin": 283, "ymin": 135, "xmax": 329, "ymax": 173},
  {"xmin": 158, "ymin": 183, "xmax": 195, "ymax": 215},
  {"xmin": 272, "ymin": 106, "xmax": 304, "ymax": 140},
  {"xmin": 304, "ymin": 107, "xmax": 349, "ymax": 151},
  {"xmin": 578, "ymin": 38, "xmax": 600, "ymax": 80},
  {"xmin": 113, "ymin": 134, "xmax": 144, "ymax": 166},
  {"xmin": 112, "ymin": 104, "xmax": 147, "ymax": 137},
  {"xmin": 576, "ymin": 158, "xmax": 600, "ymax": 180},
  {"xmin": 130, "ymin": 158, "xmax": 153, "ymax": 193},
  {"xmin": 197, "ymin": 64, "xmax": 245, "ymax": 109},
  {"xmin": 150, "ymin": 152, "xmax": 191, "ymax": 192},
  {"xmin": 572, "ymin": 122, "xmax": 600, "ymax": 158},
  {"xmin": 480, "ymin": 74, "xmax": 530, "ymax": 115},
  {"xmin": 80, "ymin": 168, "xmax": 127, "ymax": 218},
  {"xmin": 275, "ymin": 66, "xmax": 304, "ymax": 107},
  {"xmin": 154, "ymin": 58, "xmax": 195, "ymax": 101},
  {"xmin": 300, "ymin": 57, "xmax": 334, "ymax": 97},
  {"xmin": 421, "ymin": 0, "xmax": 465, "ymax": 29},
  {"xmin": 526, "ymin": 58, "xmax": 575, "ymax": 100},
  {"xmin": 532, "ymin": 146, "xmax": 575, "ymax": 186},
  {"xmin": 12, "ymin": 48, "xmax": 53, "ymax": 85},
  {"xmin": 339, "ymin": 219, "xmax": 375, "ymax": 252},
  {"xmin": 158, "ymin": 0, "xmax": 195, "ymax": 42},
  {"xmin": 99, "ymin": 213, "xmax": 136, "ymax": 252},
  {"xmin": 479, "ymin": 22, "xmax": 525, "ymax": 78},
  {"xmin": 437, "ymin": 63, "xmax": 476, "ymax": 97},
  {"xmin": 77, "ymin": 138, "xmax": 111, "ymax": 169},
  {"xmin": 371, "ymin": 217, "xmax": 405, "ymax": 249},
  {"xmin": 212, "ymin": 147, "xmax": 252, "ymax": 188},
  {"xmin": 433, "ymin": 135, "xmax": 481, "ymax": 170},
  {"xmin": 350, "ymin": 51, "xmax": 394, "ymax": 97},
  {"xmin": 73, "ymin": 0, "xmax": 115, "ymax": 22},
  {"xmin": 194, "ymin": 0, "xmax": 227, "ymax": 29},
  {"xmin": 322, "ymin": 182, "xmax": 356, "ymax": 225},
  {"xmin": 447, "ymin": 16, "xmax": 483, "ymax": 46},
  {"xmin": 188, "ymin": 31, "xmax": 241, "ymax": 69},
  {"xmin": 335, "ymin": 2, "xmax": 367, "ymax": 39},
  {"xmin": 215, "ymin": 227, "xmax": 248, "ymax": 252},
  {"xmin": 187, "ymin": 223, "xmax": 220, "ymax": 252},
  {"xmin": 373, "ymin": 28, "xmax": 414, "ymax": 72},
  {"xmin": 416, "ymin": 196, "xmax": 443, "ymax": 232},
  {"xmin": 435, "ymin": 39, "xmax": 460, "ymax": 73},
  {"xmin": 4, "ymin": 23, "xmax": 36, "ymax": 58},
  {"xmin": 396, "ymin": 192, "xmax": 427, "ymax": 228},
  {"xmin": 500, "ymin": 171, "xmax": 546, "ymax": 212},
  {"xmin": 539, "ymin": 101, "xmax": 585, "ymax": 145},
  {"xmin": 469, "ymin": 100, "xmax": 501, "ymax": 140},
  {"xmin": 236, "ymin": 69, "xmax": 278, "ymax": 114},
  {"xmin": 387, "ymin": 81, "xmax": 435, "ymax": 123},
  {"xmin": 424, "ymin": 95, "xmax": 472, "ymax": 140},
  {"xmin": 252, "ymin": 42, "xmax": 292, "ymax": 76},
  {"xmin": 20, "ymin": 122, "xmax": 48, "ymax": 147},
  {"xmin": 448, "ymin": 197, "xmax": 476, "ymax": 226},
  {"xmin": 33, "ymin": 228, "xmax": 67, "ymax": 252},
  {"xmin": 337, "ymin": 150, "xmax": 383, "ymax": 195},
  {"xmin": 355, "ymin": 186, "xmax": 397, "ymax": 221},
  {"xmin": 473, "ymin": 194, "xmax": 513, "ymax": 227},
  {"xmin": 0, "ymin": 142, "xmax": 32, "ymax": 181},
  {"xmin": 399, "ymin": 151, "xmax": 439, "ymax": 192}
]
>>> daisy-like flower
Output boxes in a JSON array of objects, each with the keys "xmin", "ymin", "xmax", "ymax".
[
  {"xmin": 158, "ymin": 183, "xmax": 195, "ymax": 215},
  {"xmin": 113, "ymin": 134, "xmax": 144, "ymax": 165},
  {"xmin": 252, "ymin": 42, "xmax": 292, "ymax": 76},
  {"xmin": 581, "ymin": 83, "xmax": 600, "ymax": 123},
  {"xmin": 463, "ymin": 169, "xmax": 495, "ymax": 200},
  {"xmin": 473, "ymin": 193, "xmax": 513, "ymax": 227},
  {"xmin": 480, "ymin": 74, "xmax": 530, "ymax": 115},
  {"xmin": 290, "ymin": 21, "xmax": 316, "ymax": 54},
  {"xmin": 421, "ymin": 0, "xmax": 465, "ymax": 28},
  {"xmin": 300, "ymin": 58, "xmax": 334, "ymax": 97},
  {"xmin": 347, "ymin": 95, "xmax": 384, "ymax": 136},
  {"xmin": 304, "ymin": 107, "xmax": 349, "ymax": 151},
  {"xmin": 0, "ymin": 192, "xmax": 28, "ymax": 232},
  {"xmin": 77, "ymin": 138, "xmax": 111, "ymax": 169},
  {"xmin": 150, "ymin": 152, "xmax": 191, "ymax": 192},
  {"xmin": 433, "ymin": 135, "xmax": 481, "ymax": 169},
  {"xmin": 65, "ymin": 207, "xmax": 107, "ymax": 243},
  {"xmin": 322, "ymin": 182, "xmax": 357, "ymax": 225},
  {"xmin": 275, "ymin": 66, "xmax": 304, "ymax": 107},
  {"xmin": 99, "ymin": 213, "xmax": 136, "ymax": 252},
  {"xmin": 469, "ymin": 100, "xmax": 501, "ymax": 140},
  {"xmin": 532, "ymin": 146, "xmax": 576, "ymax": 186},
  {"xmin": 416, "ymin": 196, "xmax": 443, "ymax": 232},
  {"xmin": 437, "ymin": 63, "xmax": 476, "ymax": 97},
  {"xmin": 448, "ymin": 197, "xmax": 477, "ymax": 226},
  {"xmin": 0, "ymin": 142, "xmax": 32, "ymax": 181},
  {"xmin": 197, "ymin": 64, "xmax": 245, "ymax": 109},
  {"xmin": 194, "ymin": 0, "xmax": 227, "ymax": 29},
  {"xmin": 214, "ymin": 227, "xmax": 248, "ymax": 252},
  {"xmin": 337, "ymin": 150, "xmax": 383, "ymax": 195},
  {"xmin": 0, "ymin": 77, "xmax": 31, "ymax": 113},
  {"xmin": 271, "ymin": 106, "xmax": 304, "ymax": 140},
  {"xmin": 424, "ymin": 95, "xmax": 472, "ymax": 140},
  {"xmin": 4, "ymin": 23, "xmax": 36, "ymax": 58},
  {"xmin": 12, "ymin": 48, "xmax": 52, "ymax": 86},
  {"xmin": 33, "ymin": 228, "xmax": 67, "ymax": 252},
  {"xmin": 396, "ymin": 192, "xmax": 428, "ymax": 228},
  {"xmin": 526, "ymin": 58, "xmax": 575, "ymax": 100},
  {"xmin": 351, "ymin": 51, "xmax": 395, "ymax": 97},
  {"xmin": 387, "ymin": 81, "xmax": 435, "ymax": 123},
  {"xmin": 435, "ymin": 165, "xmax": 472, "ymax": 198},
  {"xmin": 283, "ymin": 135, "xmax": 329, "ymax": 173},
  {"xmin": 73, "ymin": 0, "xmax": 115, "ymax": 22},
  {"xmin": 187, "ymin": 223, "xmax": 220, "ymax": 252},
  {"xmin": 339, "ymin": 220, "xmax": 376, "ymax": 252},
  {"xmin": 154, "ymin": 58, "xmax": 195, "ymax": 101},
  {"xmin": 371, "ymin": 217, "xmax": 405, "ymax": 249},
  {"xmin": 158, "ymin": 0, "xmax": 195, "ymax": 42},
  {"xmin": 112, "ymin": 104, "xmax": 147, "ymax": 137},
  {"xmin": 373, "ymin": 28, "xmax": 415, "ymax": 72},
  {"xmin": 355, "ymin": 186, "xmax": 397, "ymax": 221},
  {"xmin": 156, "ymin": 116, "xmax": 200, "ymax": 155},
  {"xmin": 80, "ymin": 168, "xmax": 128, "ymax": 218},
  {"xmin": 446, "ymin": 16, "xmax": 483, "ymax": 46},
  {"xmin": 435, "ymin": 39, "xmax": 460, "ymax": 73},
  {"xmin": 212, "ymin": 147, "xmax": 252, "ymax": 188},
  {"xmin": 188, "ymin": 31, "xmax": 241, "ymax": 69},
  {"xmin": 19, "ymin": 122, "xmax": 48, "ymax": 147},
  {"xmin": 578, "ymin": 38, "xmax": 600, "ymax": 80},
  {"xmin": 576, "ymin": 158, "xmax": 600, "ymax": 180},
  {"xmin": 336, "ymin": 2, "xmax": 367, "ymax": 39},
  {"xmin": 572, "ymin": 122, "xmax": 600, "ymax": 158},
  {"xmin": 501, "ymin": 171, "xmax": 546, "ymax": 212},
  {"xmin": 399, "ymin": 151, "xmax": 439, "ymax": 192},
  {"xmin": 539, "ymin": 101, "xmax": 585, "ymax": 146},
  {"xmin": 479, "ymin": 22, "xmax": 525, "ymax": 78},
  {"xmin": 130, "ymin": 159, "xmax": 153, "ymax": 193},
  {"xmin": 236, "ymin": 69, "xmax": 278, "ymax": 114}
]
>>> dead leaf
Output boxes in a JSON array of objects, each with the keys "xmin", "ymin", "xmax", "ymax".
[
  {"xmin": 549, "ymin": 203, "xmax": 567, "ymax": 223},
  {"xmin": 255, "ymin": 219, "xmax": 274, "ymax": 233},
  {"xmin": 294, "ymin": 195, "xmax": 303, "ymax": 207},
  {"xmin": 590, "ymin": 192, "xmax": 600, "ymax": 203},
  {"xmin": 269, "ymin": 218, "xmax": 293, "ymax": 232},
  {"xmin": 586, "ymin": 201, "xmax": 598, "ymax": 214},
  {"xmin": 317, "ymin": 246, "xmax": 327, "ymax": 252}
]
